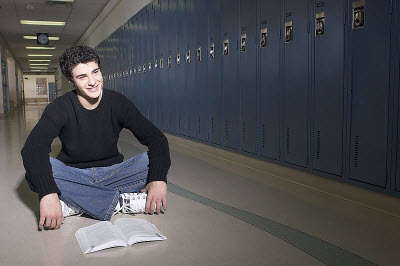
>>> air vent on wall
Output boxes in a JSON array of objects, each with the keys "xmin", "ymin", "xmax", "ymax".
[
  {"xmin": 316, "ymin": 130, "xmax": 321, "ymax": 160},
  {"xmin": 286, "ymin": 128, "xmax": 290, "ymax": 153},
  {"xmin": 262, "ymin": 124, "xmax": 265, "ymax": 148},
  {"xmin": 354, "ymin": 136, "xmax": 359, "ymax": 168}
]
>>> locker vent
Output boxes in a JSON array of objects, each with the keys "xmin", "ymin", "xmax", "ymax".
[
  {"xmin": 286, "ymin": 128, "xmax": 290, "ymax": 153},
  {"xmin": 225, "ymin": 120, "xmax": 229, "ymax": 138},
  {"xmin": 354, "ymin": 136, "xmax": 359, "ymax": 168},
  {"xmin": 242, "ymin": 121, "xmax": 246, "ymax": 144},
  {"xmin": 316, "ymin": 131, "xmax": 321, "ymax": 160},
  {"xmin": 211, "ymin": 117, "xmax": 214, "ymax": 137},
  {"xmin": 262, "ymin": 124, "xmax": 265, "ymax": 148}
]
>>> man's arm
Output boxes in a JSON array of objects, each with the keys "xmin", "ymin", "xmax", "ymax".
[
  {"xmin": 39, "ymin": 193, "xmax": 64, "ymax": 230},
  {"xmin": 141, "ymin": 181, "xmax": 167, "ymax": 214}
]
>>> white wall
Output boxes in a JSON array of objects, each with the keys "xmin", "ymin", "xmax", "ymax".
[
  {"xmin": 23, "ymin": 75, "xmax": 55, "ymax": 100},
  {"xmin": 17, "ymin": 67, "xmax": 23, "ymax": 105},
  {"xmin": 7, "ymin": 57, "xmax": 17, "ymax": 109},
  {"xmin": 77, "ymin": 0, "xmax": 152, "ymax": 48},
  {"xmin": 0, "ymin": 44, "xmax": 3, "ymax": 113}
]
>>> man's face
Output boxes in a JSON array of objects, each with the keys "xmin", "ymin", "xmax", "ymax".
[{"xmin": 70, "ymin": 61, "xmax": 103, "ymax": 99}]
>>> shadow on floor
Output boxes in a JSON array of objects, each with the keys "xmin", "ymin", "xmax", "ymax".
[{"xmin": 15, "ymin": 176, "xmax": 40, "ymax": 224}]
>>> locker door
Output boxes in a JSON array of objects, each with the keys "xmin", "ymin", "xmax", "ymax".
[
  {"xmin": 313, "ymin": 0, "xmax": 345, "ymax": 176},
  {"xmin": 144, "ymin": 7, "xmax": 151, "ymax": 120},
  {"xmin": 185, "ymin": 0, "xmax": 197, "ymax": 137},
  {"xmin": 208, "ymin": 0, "xmax": 222, "ymax": 145},
  {"xmin": 159, "ymin": 0, "xmax": 169, "ymax": 130},
  {"xmin": 283, "ymin": 0, "xmax": 310, "ymax": 167},
  {"xmin": 168, "ymin": 0, "xmax": 178, "ymax": 133},
  {"xmin": 221, "ymin": 0, "xmax": 240, "ymax": 149},
  {"xmin": 258, "ymin": 0, "xmax": 281, "ymax": 160},
  {"xmin": 397, "ymin": 0, "xmax": 400, "ymax": 191},
  {"xmin": 239, "ymin": 0, "xmax": 257, "ymax": 154},
  {"xmin": 153, "ymin": 1, "xmax": 161, "ymax": 127},
  {"xmin": 133, "ymin": 17, "xmax": 139, "ymax": 106},
  {"xmin": 195, "ymin": 0, "xmax": 208, "ymax": 141},
  {"xmin": 176, "ymin": 0, "xmax": 186, "ymax": 134},
  {"xmin": 128, "ymin": 19, "xmax": 135, "ymax": 103},
  {"xmin": 148, "ymin": 5, "xmax": 155, "ymax": 123},
  {"xmin": 348, "ymin": 0, "xmax": 391, "ymax": 187}
]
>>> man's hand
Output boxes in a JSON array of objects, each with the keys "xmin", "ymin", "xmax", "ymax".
[
  {"xmin": 141, "ymin": 181, "xmax": 167, "ymax": 214},
  {"xmin": 39, "ymin": 193, "xmax": 64, "ymax": 230}
]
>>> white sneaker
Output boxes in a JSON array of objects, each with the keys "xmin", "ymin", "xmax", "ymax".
[
  {"xmin": 115, "ymin": 192, "xmax": 147, "ymax": 215},
  {"xmin": 60, "ymin": 200, "xmax": 81, "ymax": 217}
]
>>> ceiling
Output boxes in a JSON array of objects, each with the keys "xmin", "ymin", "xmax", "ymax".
[{"xmin": 0, "ymin": 0, "xmax": 110, "ymax": 74}]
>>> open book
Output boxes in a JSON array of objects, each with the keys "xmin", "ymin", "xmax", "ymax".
[{"xmin": 75, "ymin": 218, "xmax": 167, "ymax": 254}]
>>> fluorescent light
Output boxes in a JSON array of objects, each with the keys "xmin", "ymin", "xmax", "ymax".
[
  {"xmin": 30, "ymin": 64, "xmax": 49, "ymax": 66},
  {"xmin": 26, "ymin": 46, "xmax": 56, "ymax": 50},
  {"xmin": 31, "ymin": 70, "xmax": 44, "ymax": 72},
  {"xmin": 28, "ymin": 54, "xmax": 53, "ymax": 57},
  {"xmin": 24, "ymin": 36, "xmax": 60, "ymax": 40},
  {"xmin": 30, "ymin": 67, "xmax": 49, "ymax": 69},
  {"xmin": 49, "ymin": 0, "xmax": 75, "ymax": 2},
  {"xmin": 20, "ymin": 20, "xmax": 66, "ymax": 26},
  {"xmin": 29, "ymin": 59, "xmax": 51, "ymax": 62}
]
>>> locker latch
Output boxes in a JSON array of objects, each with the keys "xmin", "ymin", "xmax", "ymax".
[
  {"xmin": 168, "ymin": 56, "xmax": 172, "ymax": 67},
  {"xmin": 186, "ymin": 50, "xmax": 190, "ymax": 63},
  {"xmin": 154, "ymin": 59, "xmax": 158, "ymax": 69},
  {"xmin": 134, "ymin": 67, "xmax": 137, "ymax": 75},
  {"xmin": 177, "ymin": 53, "xmax": 181, "ymax": 65},
  {"xmin": 130, "ymin": 68, "xmax": 133, "ymax": 75},
  {"xmin": 148, "ymin": 62, "xmax": 151, "ymax": 71},
  {"xmin": 197, "ymin": 47, "xmax": 201, "ymax": 61},
  {"xmin": 138, "ymin": 65, "xmax": 141, "ymax": 74},
  {"xmin": 285, "ymin": 21, "xmax": 293, "ymax": 43},
  {"xmin": 260, "ymin": 28, "xmax": 267, "ymax": 48},
  {"xmin": 223, "ymin": 39, "xmax": 229, "ymax": 55},
  {"xmin": 143, "ymin": 64, "xmax": 146, "ymax": 73},
  {"xmin": 160, "ymin": 58, "xmax": 164, "ymax": 69},
  {"xmin": 315, "ymin": 11, "xmax": 325, "ymax": 36},
  {"xmin": 241, "ymin": 33, "xmax": 246, "ymax": 52},
  {"xmin": 210, "ymin": 43, "xmax": 215, "ymax": 59},
  {"xmin": 352, "ymin": 0, "xmax": 365, "ymax": 29}
]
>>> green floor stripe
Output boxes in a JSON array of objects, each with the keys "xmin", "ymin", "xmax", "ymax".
[{"xmin": 168, "ymin": 183, "xmax": 376, "ymax": 266}]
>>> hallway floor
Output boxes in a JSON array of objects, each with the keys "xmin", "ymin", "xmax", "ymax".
[{"xmin": 1, "ymin": 103, "xmax": 400, "ymax": 266}]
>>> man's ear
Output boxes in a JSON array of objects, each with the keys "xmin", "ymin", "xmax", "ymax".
[{"xmin": 68, "ymin": 78, "xmax": 75, "ymax": 86}]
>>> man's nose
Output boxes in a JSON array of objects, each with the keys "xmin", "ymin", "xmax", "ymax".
[{"xmin": 87, "ymin": 74, "xmax": 95, "ymax": 85}]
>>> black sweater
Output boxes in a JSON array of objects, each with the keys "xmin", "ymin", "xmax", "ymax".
[{"xmin": 21, "ymin": 89, "xmax": 171, "ymax": 199}]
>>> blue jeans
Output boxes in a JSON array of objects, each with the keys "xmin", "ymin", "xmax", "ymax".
[{"xmin": 50, "ymin": 152, "xmax": 149, "ymax": 221}]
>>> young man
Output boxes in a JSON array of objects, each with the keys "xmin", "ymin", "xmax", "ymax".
[{"xmin": 21, "ymin": 46, "xmax": 170, "ymax": 230}]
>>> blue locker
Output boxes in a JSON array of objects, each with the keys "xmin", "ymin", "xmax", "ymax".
[
  {"xmin": 348, "ymin": 0, "xmax": 392, "ymax": 188},
  {"xmin": 185, "ymin": 0, "xmax": 197, "ymax": 137},
  {"xmin": 239, "ymin": 0, "xmax": 257, "ymax": 154},
  {"xmin": 194, "ymin": 0, "xmax": 208, "ymax": 141},
  {"xmin": 313, "ymin": 0, "xmax": 345, "ymax": 176},
  {"xmin": 148, "ymin": 4, "xmax": 155, "ymax": 123},
  {"xmin": 153, "ymin": 0, "xmax": 161, "ymax": 127},
  {"xmin": 139, "ymin": 12, "xmax": 145, "ymax": 114},
  {"xmin": 258, "ymin": 0, "xmax": 281, "ymax": 160},
  {"xmin": 207, "ymin": 0, "xmax": 222, "ymax": 145},
  {"xmin": 133, "ymin": 16, "xmax": 139, "ymax": 106},
  {"xmin": 143, "ymin": 8, "xmax": 150, "ymax": 120},
  {"xmin": 221, "ymin": 0, "xmax": 240, "ymax": 149},
  {"xmin": 396, "ymin": 0, "xmax": 400, "ymax": 192},
  {"xmin": 128, "ymin": 19, "xmax": 135, "ymax": 103},
  {"xmin": 168, "ymin": 0, "xmax": 178, "ymax": 133},
  {"xmin": 176, "ymin": 0, "xmax": 186, "ymax": 134},
  {"xmin": 283, "ymin": 0, "xmax": 310, "ymax": 167},
  {"xmin": 159, "ymin": 0, "xmax": 169, "ymax": 130}
]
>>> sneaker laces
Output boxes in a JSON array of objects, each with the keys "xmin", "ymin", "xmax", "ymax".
[
  {"xmin": 60, "ymin": 200, "xmax": 82, "ymax": 217},
  {"xmin": 114, "ymin": 192, "xmax": 147, "ymax": 216}
]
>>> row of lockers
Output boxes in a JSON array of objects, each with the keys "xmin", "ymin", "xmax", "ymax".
[{"xmin": 95, "ymin": 0, "xmax": 400, "ymax": 196}]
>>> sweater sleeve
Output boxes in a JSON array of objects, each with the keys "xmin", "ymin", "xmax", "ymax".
[
  {"xmin": 21, "ymin": 103, "xmax": 63, "ymax": 199},
  {"xmin": 120, "ymin": 96, "xmax": 171, "ymax": 183}
]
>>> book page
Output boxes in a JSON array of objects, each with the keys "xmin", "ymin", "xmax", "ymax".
[
  {"xmin": 114, "ymin": 218, "xmax": 167, "ymax": 246},
  {"xmin": 75, "ymin": 221, "xmax": 127, "ymax": 254}
]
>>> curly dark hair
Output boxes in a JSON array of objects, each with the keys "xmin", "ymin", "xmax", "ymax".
[{"xmin": 59, "ymin": 46, "xmax": 101, "ymax": 81}]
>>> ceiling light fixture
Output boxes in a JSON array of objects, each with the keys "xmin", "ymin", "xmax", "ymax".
[
  {"xmin": 48, "ymin": 0, "xmax": 75, "ymax": 2},
  {"xmin": 30, "ymin": 67, "xmax": 49, "ymax": 69},
  {"xmin": 24, "ymin": 36, "xmax": 60, "ymax": 40},
  {"xmin": 28, "ymin": 54, "xmax": 53, "ymax": 57},
  {"xmin": 20, "ymin": 20, "xmax": 66, "ymax": 26},
  {"xmin": 29, "ymin": 59, "xmax": 51, "ymax": 62},
  {"xmin": 26, "ymin": 46, "xmax": 56, "ymax": 50},
  {"xmin": 30, "ymin": 64, "xmax": 50, "ymax": 66}
]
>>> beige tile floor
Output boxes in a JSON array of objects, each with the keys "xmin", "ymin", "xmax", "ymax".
[{"xmin": 1, "ymin": 103, "xmax": 400, "ymax": 266}]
